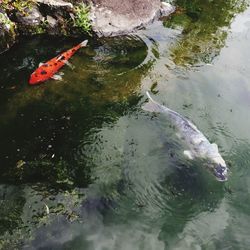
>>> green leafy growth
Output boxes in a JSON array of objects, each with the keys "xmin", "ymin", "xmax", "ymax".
[
  {"xmin": 0, "ymin": 13, "xmax": 14, "ymax": 29},
  {"xmin": 1, "ymin": 0, "xmax": 35, "ymax": 15},
  {"xmin": 73, "ymin": 3, "xmax": 92, "ymax": 34},
  {"xmin": 0, "ymin": 12, "xmax": 16, "ymax": 51}
]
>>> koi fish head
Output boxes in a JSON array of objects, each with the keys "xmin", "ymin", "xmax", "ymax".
[
  {"xmin": 29, "ymin": 67, "xmax": 52, "ymax": 85},
  {"xmin": 206, "ymin": 144, "xmax": 228, "ymax": 181},
  {"xmin": 213, "ymin": 163, "xmax": 228, "ymax": 181},
  {"xmin": 204, "ymin": 160, "xmax": 229, "ymax": 182},
  {"xmin": 29, "ymin": 72, "xmax": 42, "ymax": 85}
]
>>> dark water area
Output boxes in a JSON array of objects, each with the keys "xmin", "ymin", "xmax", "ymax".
[{"xmin": 1, "ymin": 0, "xmax": 250, "ymax": 249}]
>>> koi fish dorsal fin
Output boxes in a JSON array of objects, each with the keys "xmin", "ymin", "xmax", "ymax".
[
  {"xmin": 80, "ymin": 40, "xmax": 88, "ymax": 47},
  {"xmin": 142, "ymin": 91, "xmax": 166, "ymax": 113}
]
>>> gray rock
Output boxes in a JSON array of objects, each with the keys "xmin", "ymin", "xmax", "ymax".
[
  {"xmin": 46, "ymin": 15, "xmax": 60, "ymax": 35},
  {"xmin": 33, "ymin": 0, "xmax": 74, "ymax": 35},
  {"xmin": 35, "ymin": 0, "xmax": 73, "ymax": 9},
  {"xmin": 0, "ymin": 0, "xmax": 176, "ymax": 53},
  {"xmin": 160, "ymin": 2, "xmax": 175, "ymax": 16},
  {"xmin": 16, "ymin": 6, "xmax": 44, "ymax": 26},
  {"xmin": 46, "ymin": 15, "xmax": 57, "ymax": 28},
  {"xmin": 89, "ymin": 0, "xmax": 175, "ymax": 36}
]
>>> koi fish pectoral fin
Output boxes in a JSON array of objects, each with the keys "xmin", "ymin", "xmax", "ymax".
[
  {"xmin": 184, "ymin": 150, "xmax": 194, "ymax": 160},
  {"xmin": 39, "ymin": 62, "xmax": 45, "ymax": 67},
  {"xmin": 51, "ymin": 74, "xmax": 63, "ymax": 81},
  {"xmin": 80, "ymin": 40, "xmax": 88, "ymax": 47},
  {"xmin": 63, "ymin": 60, "xmax": 75, "ymax": 69}
]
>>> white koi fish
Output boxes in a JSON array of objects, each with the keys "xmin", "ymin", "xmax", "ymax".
[{"xmin": 143, "ymin": 91, "xmax": 228, "ymax": 181}]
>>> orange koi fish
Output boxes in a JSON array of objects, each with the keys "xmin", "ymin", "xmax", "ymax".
[{"xmin": 29, "ymin": 40, "xmax": 88, "ymax": 85}]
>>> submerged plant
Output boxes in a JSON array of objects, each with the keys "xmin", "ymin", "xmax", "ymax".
[{"xmin": 73, "ymin": 3, "xmax": 92, "ymax": 34}]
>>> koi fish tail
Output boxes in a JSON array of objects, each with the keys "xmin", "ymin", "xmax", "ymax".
[{"xmin": 79, "ymin": 40, "xmax": 88, "ymax": 47}]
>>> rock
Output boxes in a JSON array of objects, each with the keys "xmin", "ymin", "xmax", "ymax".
[
  {"xmin": 0, "ymin": 12, "xmax": 17, "ymax": 54},
  {"xmin": 89, "ymin": 0, "xmax": 175, "ymax": 36},
  {"xmin": 15, "ymin": 5, "xmax": 46, "ymax": 35},
  {"xmin": 46, "ymin": 15, "xmax": 57, "ymax": 27},
  {"xmin": 35, "ymin": 0, "xmax": 73, "ymax": 9},
  {"xmin": 160, "ymin": 2, "xmax": 175, "ymax": 16},
  {"xmin": 46, "ymin": 15, "xmax": 60, "ymax": 35},
  {"xmin": 0, "ymin": 0, "xmax": 176, "ymax": 53},
  {"xmin": 33, "ymin": 0, "xmax": 75, "ymax": 35},
  {"xmin": 16, "ymin": 5, "xmax": 44, "ymax": 26}
]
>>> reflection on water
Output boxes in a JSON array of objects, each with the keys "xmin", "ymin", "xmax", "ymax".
[
  {"xmin": 164, "ymin": 0, "xmax": 248, "ymax": 66},
  {"xmin": 1, "ymin": 1, "xmax": 250, "ymax": 249}
]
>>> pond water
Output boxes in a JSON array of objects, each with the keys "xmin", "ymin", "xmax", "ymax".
[{"xmin": 1, "ymin": 0, "xmax": 250, "ymax": 249}]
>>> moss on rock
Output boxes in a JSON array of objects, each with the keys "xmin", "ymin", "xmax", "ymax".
[
  {"xmin": 0, "ymin": 12, "xmax": 17, "ymax": 54},
  {"xmin": 0, "ymin": 0, "xmax": 174, "ymax": 53}
]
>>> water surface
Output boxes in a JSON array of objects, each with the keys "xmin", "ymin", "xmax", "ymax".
[{"xmin": 1, "ymin": 1, "xmax": 250, "ymax": 249}]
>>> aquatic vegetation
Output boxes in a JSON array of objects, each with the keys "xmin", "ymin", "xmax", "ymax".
[
  {"xmin": 1, "ymin": 0, "xmax": 35, "ymax": 15},
  {"xmin": 32, "ymin": 24, "xmax": 46, "ymax": 34},
  {"xmin": 164, "ymin": 0, "xmax": 249, "ymax": 66},
  {"xmin": 18, "ymin": 21, "xmax": 46, "ymax": 35},
  {"xmin": 27, "ymin": 19, "xmax": 48, "ymax": 35},
  {"xmin": 0, "ymin": 183, "xmax": 87, "ymax": 249},
  {"xmin": 73, "ymin": 3, "xmax": 92, "ymax": 34}
]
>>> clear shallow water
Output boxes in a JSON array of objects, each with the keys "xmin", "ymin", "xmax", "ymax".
[{"xmin": 1, "ymin": 1, "xmax": 250, "ymax": 249}]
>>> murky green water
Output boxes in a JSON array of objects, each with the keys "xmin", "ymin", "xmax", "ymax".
[{"xmin": 1, "ymin": 0, "xmax": 250, "ymax": 249}]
